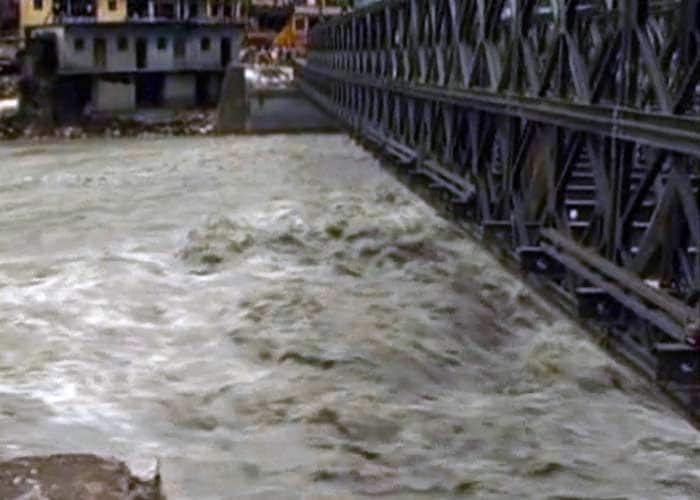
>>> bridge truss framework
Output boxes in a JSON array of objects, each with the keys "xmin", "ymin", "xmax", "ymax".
[{"xmin": 298, "ymin": 0, "xmax": 700, "ymax": 418}]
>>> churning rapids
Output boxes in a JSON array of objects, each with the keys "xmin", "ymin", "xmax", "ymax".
[{"xmin": 0, "ymin": 135, "xmax": 699, "ymax": 499}]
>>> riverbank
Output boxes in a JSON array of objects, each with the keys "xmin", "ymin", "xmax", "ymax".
[
  {"xmin": 0, "ymin": 65, "xmax": 303, "ymax": 141},
  {"xmin": 0, "ymin": 109, "xmax": 218, "ymax": 141}
]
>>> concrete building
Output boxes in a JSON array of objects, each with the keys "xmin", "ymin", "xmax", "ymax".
[
  {"xmin": 21, "ymin": 0, "xmax": 244, "ymax": 36},
  {"xmin": 244, "ymin": 0, "xmax": 346, "ymax": 51},
  {"xmin": 21, "ymin": 0, "xmax": 244, "ymax": 121},
  {"xmin": 289, "ymin": 1, "xmax": 343, "ymax": 53}
]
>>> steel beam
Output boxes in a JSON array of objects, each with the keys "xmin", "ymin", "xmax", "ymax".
[{"xmin": 300, "ymin": 0, "xmax": 700, "ymax": 420}]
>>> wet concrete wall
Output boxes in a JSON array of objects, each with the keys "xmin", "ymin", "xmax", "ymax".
[
  {"xmin": 93, "ymin": 76, "xmax": 136, "ymax": 111},
  {"xmin": 216, "ymin": 64, "xmax": 246, "ymax": 132},
  {"xmin": 164, "ymin": 73, "xmax": 196, "ymax": 108},
  {"xmin": 216, "ymin": 62, "xmax": 341, "ymax": 134},
  {"xmin": 247, "ymin": 89, "xmax": 339, "ymax": 133},
  {"xmin": 216, "ymin": 65, "xmax": 339, "ymax": 134}
]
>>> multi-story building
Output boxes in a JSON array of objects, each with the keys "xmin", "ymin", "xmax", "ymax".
[
  {"xmin": 289, "ymin": 0, "xmax": 344, "ymax": 53},
  {"xmin": 21, "ymin": 0, "xmax": 244, "ymax": 120},
  {"xmin": 245, "ymin": 0, "xmax": 346, "ymax": 52},
  {"xmin": 267, "ymin": 0, "xmax": 345, "ymax": 55},
  {"xmin": 20, "ymin": 0, "xmax": 244, "ymax": 37},
  {"xmin": 243, "ymin": 0, "xmax": 293, "ymax": 49}
]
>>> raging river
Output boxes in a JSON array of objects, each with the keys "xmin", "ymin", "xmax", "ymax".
[{"xmin": 0, "ymin": 135, "xmax": 699, "ymax": 499}]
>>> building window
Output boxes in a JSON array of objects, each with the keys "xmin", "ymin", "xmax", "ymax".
[
  {"xmin": 223, "ymin": 5, "xmax": 232, "ymax": 17},
  {"xmin": 211, "ymin": 5, "xmax": 219, "ymax": 16},
  {"xmin": 157, "ymin": 37, "xmax": 168, "ymax": 50},
  {"xmin": 33, "ymin": 0, "xmax": 42, "ymax": 10},
  {"xmin": 174, "ymin": 38, "xmax": 186, "ymax": 59},
  {"xmin": 108, "ymin": 0, "xmax": 117, "ymax": 10},
  {"xmin": 189, "ymin": 3, "xmax": 198, "ymax": 17},
  {"xmin": 295, "ymin": 17, "xmax": 305, "ymax": 32},
  {"xmin": 74, "ymin": 38, "xmax": 85, "ymax": 51},
  {"xmin": 155, "ymin": 2, "xmax": 175, "ymax": 19},
  {"xmin": 201, "ymin": 37, "xmax": 210, "ymax": 51},
  {"xmin": 117, "ymin": 37, "xmax": 128, "ymax": 51}
]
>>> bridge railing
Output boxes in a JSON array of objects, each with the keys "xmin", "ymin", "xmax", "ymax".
[{"xmin": 298, "ymin": 0, "xmax": 700, "ymax": 415}]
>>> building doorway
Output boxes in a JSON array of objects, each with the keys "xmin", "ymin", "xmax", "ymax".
[
  {"xmin": 136, "ymin": 37, "xmax": 147, "ymax": 69},
  {"xmin": 136, "ymin": 74, "xmax": 164, "ymax": 107},
  {"xmin": 220, "ymin": 37, "xmax": 231, "ymax": 68},
  {"xmin": 93, "ymin": 37, "xmax": 106, "ymax": 68},
  {"xmin": 195, "ymin": 74, "xmax": 212, "ymax": 106}
]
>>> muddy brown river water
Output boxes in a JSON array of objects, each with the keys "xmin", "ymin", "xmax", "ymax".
[{"xmin": 0, "ymin": 135, "xmax": 699, "ymax": 499}]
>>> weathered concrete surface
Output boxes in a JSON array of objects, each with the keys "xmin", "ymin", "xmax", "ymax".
[
  {"xmin": 216, "ymin": 64, "xmax": 248, "ymax": 133},
  {"xmin": 0, "ymin": 454, "xmax": 164, "ymax": 500},
  {"xmin": 217, "ymin": 64, "xmax": 339, "ymax": 134},
  {"xmin": 247, "ymin": 89, "xmax": 339, "ymax": 133},
  {"xmin": 93, "ymin": 77, "xmax": 136, "ymax": 112},
  {"xmin": 164, "ymin": 74, "xmax": 196, "ymax": 108}
]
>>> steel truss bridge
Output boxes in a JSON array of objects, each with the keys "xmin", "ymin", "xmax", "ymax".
[{"xmin": 297, "ymin": 0, "xmax": 700, "ymax": 418}]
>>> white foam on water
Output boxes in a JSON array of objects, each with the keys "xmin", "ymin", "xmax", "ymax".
[
  {"xmin": 0, "ymin": 135, "xmax": 698, "ymax": 500},
  {"xmin": 0, "ymin": 98, "xmax": 17, "ymax": 114}
]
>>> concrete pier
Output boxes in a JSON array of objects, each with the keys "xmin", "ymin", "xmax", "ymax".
[
  {"xmin": 217, "ymin": 64, "xmax": 339, "ymax": 134},
  {"xmin": 247, "ymin": 87, "xmax": 339, "ymax": 133}
]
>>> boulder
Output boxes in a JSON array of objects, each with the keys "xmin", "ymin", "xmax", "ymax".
[{"xmin": 0, "ymin": 454, "xmax": 164, "ymax": 500}]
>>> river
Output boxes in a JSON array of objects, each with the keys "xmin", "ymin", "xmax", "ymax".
[{"xmin": 0, "ymin": 135, "xmax": 698, "ymax": 499}]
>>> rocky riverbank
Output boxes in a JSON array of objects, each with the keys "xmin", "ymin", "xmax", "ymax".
[
  {"xmin": 0, "ymin": 454, "xmax": 164, "ymax": 500},
  {"xmin": 0, "ymin": 65, "xmax": 304, "ymax": 140},
  {"xmin": 0, "ymin": 109, "xmax": 219, "ymax": 141}
]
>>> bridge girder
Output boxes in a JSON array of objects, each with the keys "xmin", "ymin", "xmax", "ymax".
[{"xmin": 299, "ymin": 0, "xmax": 700, "ymax": 418}]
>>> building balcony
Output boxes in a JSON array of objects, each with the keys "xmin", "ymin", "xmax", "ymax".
[{"xmin": 54, "ymin": 14, "xmax": 98, "ymax": 24}]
